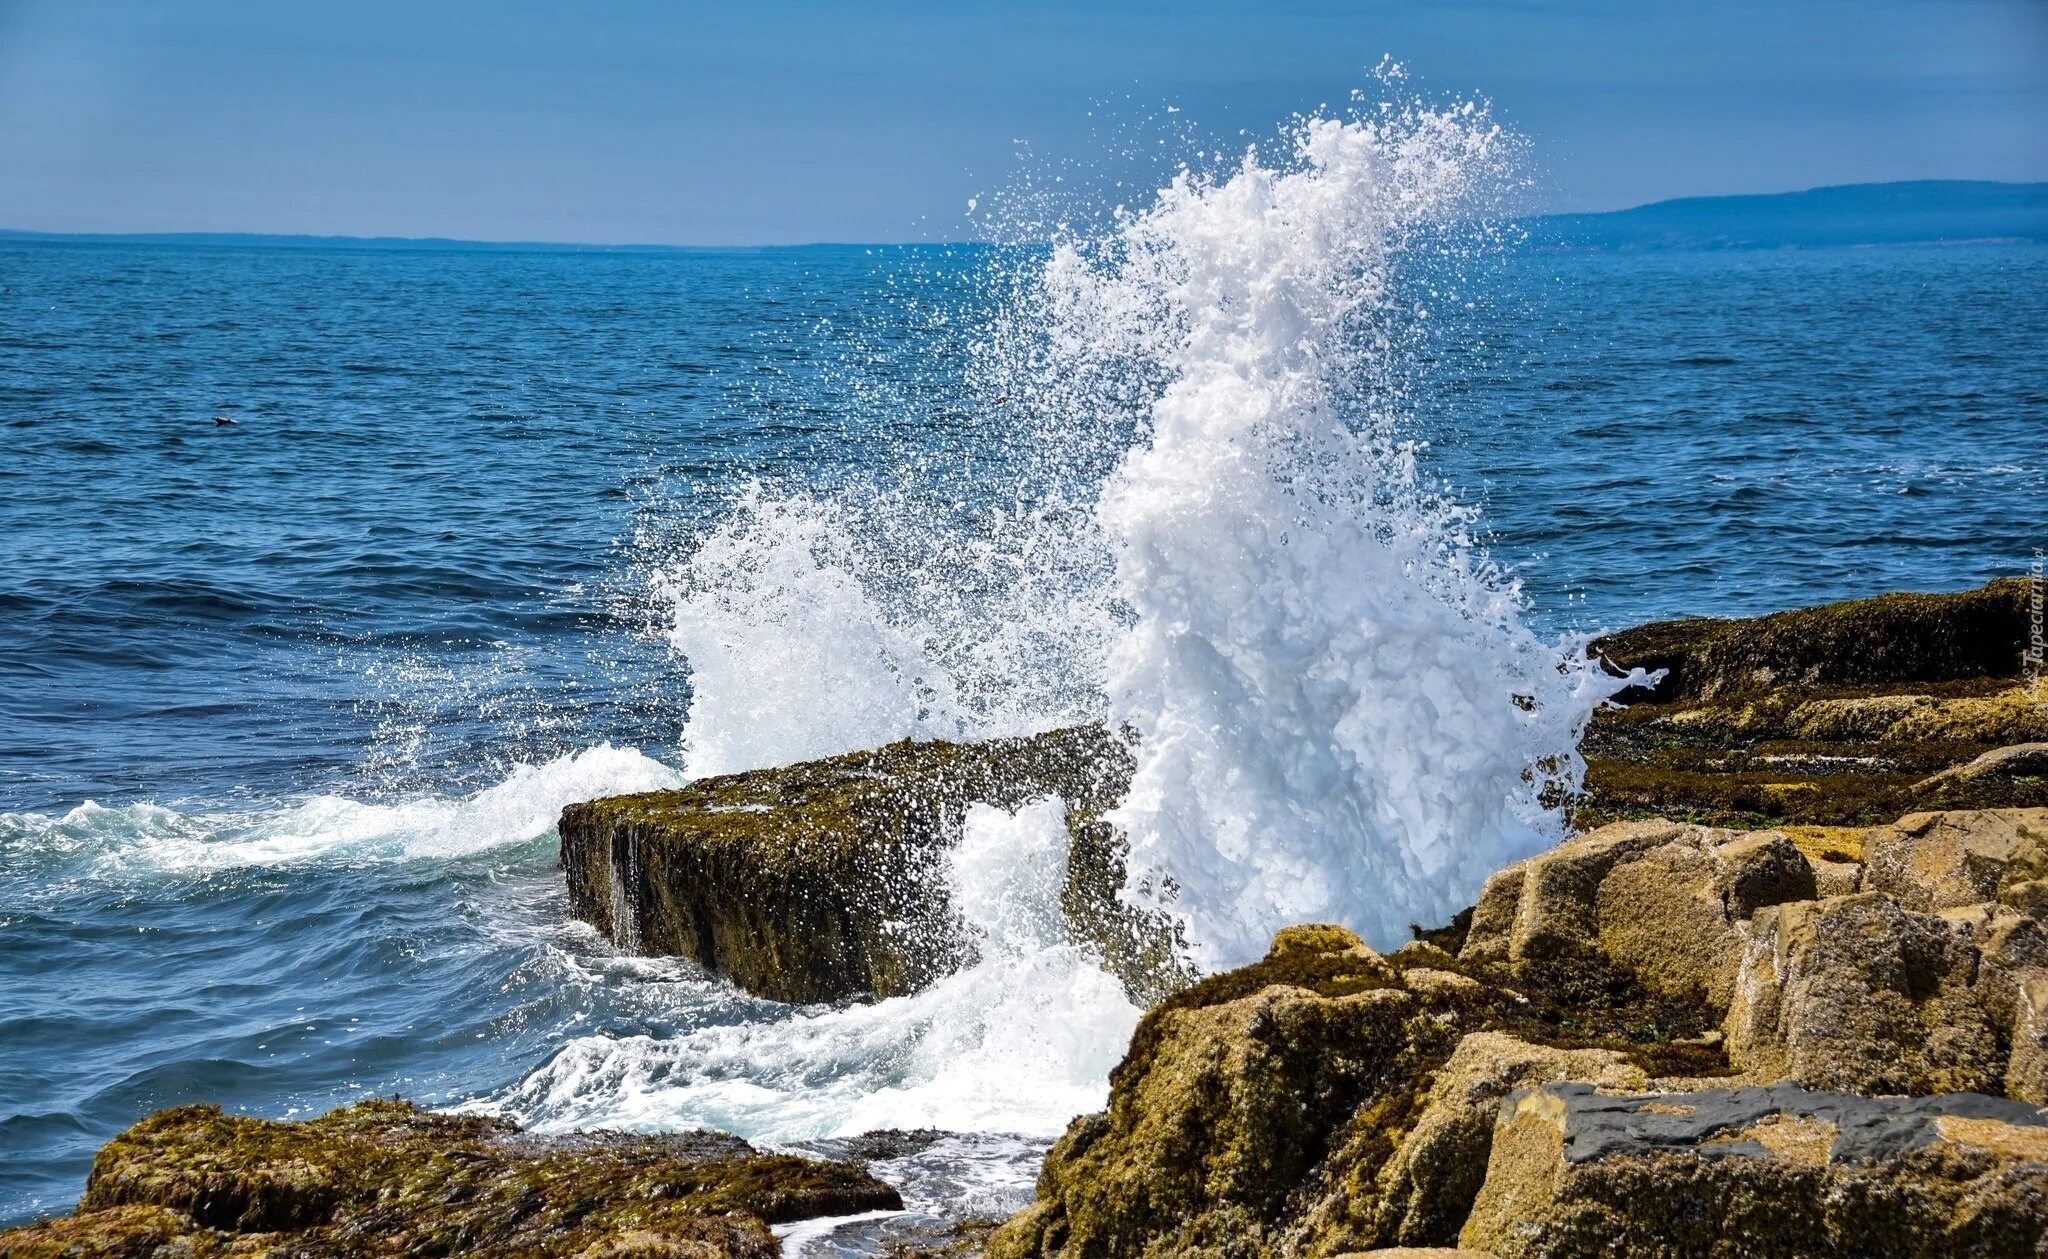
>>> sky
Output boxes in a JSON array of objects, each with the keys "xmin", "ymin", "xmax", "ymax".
[{"xmin": 1, "ymin": 0, "xmax": 2043, "ymax": 245}]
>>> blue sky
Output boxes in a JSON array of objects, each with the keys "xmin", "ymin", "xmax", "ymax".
[{"xmin": 1, "ymin": 0, "xmax": 2043, "ymax": 244}]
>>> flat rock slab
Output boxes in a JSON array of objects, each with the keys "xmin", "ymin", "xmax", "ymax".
[
  {"xmin": 1531, "ymin": 1080, "xmax": 2048, "ymax": 1164},
  {"xmin": 1581, "ymin": 580, "xmax": 2048, "ymax": 829},
  {"xmin": 557, "ymin": 725, "xmax": 1175, "ymax": 1005},
  {"xmin": 1463, "ymin": 1081, "xmax": 2048, "ymax": 1257}
]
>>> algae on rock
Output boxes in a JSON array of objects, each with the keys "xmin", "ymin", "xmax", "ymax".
[
  {"xmin": 558, "ymin": 724, "xmax": 1185, "ymax": 1005},
  {"xmin": 1579, "ymin": 581, "xmax": 2048, "ymax": 830},
  {"xmin": 0, "ymin": 1099, "xmax": 899, "ymax": 1258}
]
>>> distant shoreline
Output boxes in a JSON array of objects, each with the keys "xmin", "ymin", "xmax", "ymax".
[{"xmin": 6, "ymin": 179, "xmax": 2044, "ymax": 255}]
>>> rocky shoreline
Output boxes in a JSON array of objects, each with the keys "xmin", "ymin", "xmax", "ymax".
[{"xmin": 8, "ymin": 579, "xmax": 2046, "ymax": 1258}]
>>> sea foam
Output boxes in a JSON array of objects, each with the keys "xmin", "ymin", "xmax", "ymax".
[
  {"xmin": 0, "ymin": 745, "xmax": 680, "ymax": 876},
  {"xmin": 658, "ymin": 93, "xmax": 1630, "ymax": 973},
  {"xmin": 479, "ymin": 798, "xmax": 1140, "ymax": 1138}
]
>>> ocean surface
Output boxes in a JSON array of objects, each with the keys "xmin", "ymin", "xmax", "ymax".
[{"xmin": 2, "ymin": 227, "xmax": 2044, "ymax": 1233}]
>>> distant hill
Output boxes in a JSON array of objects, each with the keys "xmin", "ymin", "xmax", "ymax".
[
  {"xmin": 6, "ymin": 182, "xmax": 2045, "ymax": 254},
  {"xmin": 1524, "ymin": 180, "xmax": 2048, "ymax": 251}
]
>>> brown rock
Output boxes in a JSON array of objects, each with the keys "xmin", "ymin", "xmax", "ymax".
[
  {"xmin": 1458, "ymin": 864, "xmax": 1526, "ymax": 966},
  {"xmin": 0, "ymin": 1100, "xmax": 895, "ymax": 1259},
  {"xmin": 1371, "ymin": 1033, "xmax": 1644, "ymax": 1248},
  {"xmin": 1862, "ymin": 807, "xmax": 2048, "ymax": 911},
  {"xmin": 1723, "ymin": 893, "xmax": 2003, "ymax": 1095},
  {"xmin": 1810, "ymin": 857, "xmax": 1861, "ymax": 898},
  {"xmin": 1505, "ymin": 821, "xmax": 1685, "ymax": 962},
  {"xmin": 1459, "ymin": 1081, "xmax": 2048, "ymax": 1258}
]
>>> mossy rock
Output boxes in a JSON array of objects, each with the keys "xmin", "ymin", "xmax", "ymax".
[
  {"xmin": 0, "ymin": 1099, "xmax": 898, "ymax": 1258},
  {"xmin": 984, "ymin": 925, "xmax": 1729, "ymax": 1259},
  {"xmin": 1590, "ymin": 578, "xmax": 2033, "ymax": 703},
  {"xmin": 1580, "ymin": 580, "xmax": 2047, "ymax": 829},
  {"xmin": 558, "ymin": 724, "xmax": 1184, "ymax": 1006}
]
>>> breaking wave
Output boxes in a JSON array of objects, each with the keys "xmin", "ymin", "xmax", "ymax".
[
  {"xmin": 0, "ymin": 745, "xmax": 680, "ymax": 877},
  {"xmin": 655, "ymin": 88, "xmax": 1630, "ymax": 968}
]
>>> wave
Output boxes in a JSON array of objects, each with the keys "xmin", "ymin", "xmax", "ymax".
[
  {"xmin": 477, "ymin": 799, "xmax": 1140, "ymax": 1140},
  {"xmin": 0, "ymin": 745, "xmax": 680, "ymax": 877},
  {"xmin": 653, "ymin": 87, "xmax": 1632, "ymax": 971}
]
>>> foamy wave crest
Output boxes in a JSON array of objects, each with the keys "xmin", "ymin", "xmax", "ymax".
[
  {"xmin": 653, "ymin": 82, "xmax": 1634, "ymax": 974},
  {"xmin": 1074, "ymin": 105, "xmax": 1631, "ymax": 966},
  {"xmin": 476, "ymin": 798, "xmax": 1140, "ymax": 1138},
  {"xmin": 658, "ymin": 484, "xmax": 1117, "ymax": 779},
  {"xmin": 0, "ymin": 745, "xmax": 680, "ymax": 875}
]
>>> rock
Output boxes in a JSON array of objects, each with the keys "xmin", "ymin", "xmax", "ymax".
[
  {"xmin": 2003, "ymin": 878, "xmax": 2048, "ymax": 919},
  {"xmin": 557, "ymin": 725, "xmax": 1183, "ymax": 1005},
  {"xmin": 1862, "ymin": 808, "xmax": 2048, "ymax": 911},
  {"xmin": 984, "ymin": 926, "xmax": 1435, "ymax": 1259},
  {"xmin": 1367, "ymin": 1034, "xmax": 1644, "ymax": 1249},
  {"xmin": 1459, "ymin": 1081, "xmax": 2048, "ymax": 1258},
  {"xmin": 1914, "ymin": 743, "xmax": 2048, "ymax": 796},
  {"xmin": 0, "ymin": 1100, "xmax": 898, "ymax": 1258},
  {"xmin": 1461, "ymin": 820, "xmax": 1814, "ymax": 1011},
  {"xmin": 985, "ymin": 925, "xmax": 1728, "ymax": 1258},
  {"xmin": 1590, "ymin": 578, "xmax": 2034, "ymax": 703},
  {"xmin": 2010, "ymin": 976, "xmax": 2048, "ymax": 1105},
  {"xmin": 1458, "ymin": 865, "xmax": 1526, "ymax": 966},
  {"xmin": 1723, "ymin": 893, "xmax": 2004, "ymax": 1095},
  {"xmin": 1507, "ymin": 822, "xmax": 1686, "ymax": 962},
  {"xmin": 1595, "ymin": 829, "xmax": 1816, "ymax": 1009},
  {"xmin": 1810, "ymin": 856, "xmax": 1861, "ymax": 897},
  {"xmin": 1578, "ymin": 582, "xmax": 2047, "ymax": 831}
]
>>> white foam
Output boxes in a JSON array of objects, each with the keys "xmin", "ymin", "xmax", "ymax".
[
  {"xmin": 477, "ymin": 798, "xmax": 1140, "ymax": 1140},
  {"xmin": 656, "ymin": 93, "xmax": 1631, "ymax": 973},
  {"xmin": 0, "ymin": 745, "xmax": 682, "ymax": 874},
  {"xmin": 1072, "ymin": 112, "xmax": 1633, "ymax": 965}
]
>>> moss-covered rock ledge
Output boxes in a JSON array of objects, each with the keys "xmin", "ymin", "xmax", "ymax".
[
  {"xmin": 0, "ymin": 1099, "xmax": 898, "ymax": 1258},
  {"xmin": 1580, "ymin": 577, "xmax": 2046, "ymax": 829},
  {"xmin": 559, "ymin": 724, "xmax": 1182, "ymax": 1006}
]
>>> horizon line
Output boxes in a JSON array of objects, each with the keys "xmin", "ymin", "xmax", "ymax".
[{"xmin": 4, "ymin": 177, "xmax": 2042, "ymax": 254}]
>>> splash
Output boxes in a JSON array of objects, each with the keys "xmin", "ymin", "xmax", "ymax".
[
  {"xmin": 1073, "ymin": 110, "xmax": 1627, "ymax": 967},
  {"xmin": 478, "ymin": 798, "xmax": 1140, "ymax": 1137},
  {"xmin": 655, "ymin": 88, "xmax": 1629, "ymax": 972}
]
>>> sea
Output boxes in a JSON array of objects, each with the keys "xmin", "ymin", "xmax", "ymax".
[{"xmin": 2, "ymin": 114, "xmax": 2045, "ymax": 1243}]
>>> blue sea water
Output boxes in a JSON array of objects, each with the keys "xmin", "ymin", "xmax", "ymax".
[{"xmin": 1, "ymin": 237, "xmax": 2044, "ymax": 1227}]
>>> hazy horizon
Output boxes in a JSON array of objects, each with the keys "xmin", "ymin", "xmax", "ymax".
[
  {"xmin": 2, "ymin": 178, "xmax": 2042, "ymax": 252},
  {"xmin": 3, "ymin": 1, "xmax": 2044, "ymax": 246}
]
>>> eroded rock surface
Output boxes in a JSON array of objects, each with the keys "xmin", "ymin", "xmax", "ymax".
[
  {"xmin": 1581, "ymin": 579, "xmax": 2048, "ymax": 829},
  {"xmin": 990, "ymin": 806, "xmax": 2048, "ymax": 1258},
  {"xmin": 557, "ymin": 725, "xmax": 1181, "ymax": 1005},
  {"xmin": 984, "ymin": 922, "xmax": 1728, "ymax": 1259},
  {"xmin": 1461, "ymin": 1082, "xmax": 2048, "ymax": 1258},
  {"xmin": 0, "ymin": 1100, "xmax": 898, "ymax": 1258}
]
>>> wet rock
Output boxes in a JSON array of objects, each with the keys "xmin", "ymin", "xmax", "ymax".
[
  {"xmin": 985, "ymin": 924, "xmax": 1728, "ymax": 1258},
  {"xmin": 0, "ymin": 1100, "xmax": 898, "ymax": 1258},
  {"xmin": 1579, "ymin": 582, "xmax": 2048, "ymax": 831},
  {"xmin": 1590, "ymin": 578, "xmax": 2034, "ymax": 704},
  {"xmin": 1914, "ymin": 742, "xmax": 2048, "ymax": 796},
  {"xmin": 1723, "ymin": 892, "xmax": 2003, "ymax": 1094},
  {"xmin": 557, "ymin": 725, "xmax": 1183, "ymax": 1005},
  {"xmin": 1862, "ymin": 807, "xmax": 2048, "ymax": 911},
  {"xmin": 984, "ymin": 926, "xmax": 1431, "ymax": 1259},
  {"xmin": 1460, "ymin": 1081, "xmax": 2048, "ymax": 1258}
]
